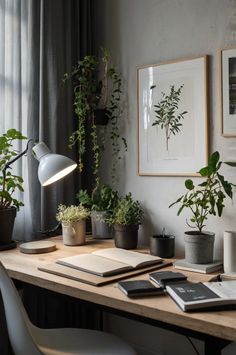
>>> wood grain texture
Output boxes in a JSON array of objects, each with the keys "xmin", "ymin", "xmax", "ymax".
[{"xmin": 1, "ymin": 236, "xmax": 236, "ymax": 341}]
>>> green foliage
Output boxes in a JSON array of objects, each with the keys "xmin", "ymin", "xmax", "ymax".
[
  {"xmin": 56, "ymin": 204, "xmax": 90, "ymax": 225},
  {"xmin": 169, "ymin": 151, "xmax": 234, "ymax": 232},
  {"xmin": 77, "ymin": 184, "xmax": 119, "ymax": 213},
  {"xmin": 152, "ymin": 84, "xmax": 187, "ymax": 151},
  {"xmin": 108, "ymin": 192, "xmax": 144, "ymax": 226},
  {"xmin": 63, "ymin": 48, "xmax": 127, "ymax": 191},
  {"xmin": 0, "ymin": 129, "xmax": 27, "ymax": 210}
]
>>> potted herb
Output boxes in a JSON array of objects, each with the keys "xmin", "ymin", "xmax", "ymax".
[
  {"xmin": 108, "ymin": 193, "xmax": 144, "ymax": 249},
  {"xmin": 78, "ymin": 185, "xmax": 119, "ymax": 239},
  {"xmin": 56, "ymin": 204, "xmax": 90, "ymax": 246},
  {"xmin": 0, "ymin": 129, "xmax": 27, "ymax": 246},
  {"xmin": 150, "ymin": 228, "xmax": 175, "ymax": 258},
  {"xmin": 63, "ymin": 48, "xmax": 127, "ymax": 190},
  {"xmin": 169, "ymin": 151, "xmax": 234, "ymax": 264}
]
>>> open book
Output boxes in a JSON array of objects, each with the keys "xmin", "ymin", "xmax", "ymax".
[
  {"xmin": 166, "ymin": 281, "xmax": 236, "ymax": 312},
  {"xmin": 57, "ymin": 248, "xmax": 162, "ymax": 277}
]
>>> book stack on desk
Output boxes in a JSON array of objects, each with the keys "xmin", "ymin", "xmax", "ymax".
[{"xmin": 174, "ymin": 259, "xmax": 223, "ymax": 274}]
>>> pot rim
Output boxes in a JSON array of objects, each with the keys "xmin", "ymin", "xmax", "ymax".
[{"xmin": 184, "ymin": 230, "xmax": 215, "ymax": 237}]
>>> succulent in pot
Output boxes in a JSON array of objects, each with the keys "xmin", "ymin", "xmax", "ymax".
[
  {"xmin": 0, "ymin": 129, "xmax": 27, "ymax": 246},
  {"xmin": 78, "ymin": 184, "xmax": 119, "ymax": 239},
  {"xmin": 108, "ymin": 193, "xmax": 144, "ymax": 249},
  {"xmin": 169, "ymin": 151, "xmax": 234, "ymax": 264},
  {"xmin": 56, "ymin": 204, "xmax": 90, "ymax": 246}
]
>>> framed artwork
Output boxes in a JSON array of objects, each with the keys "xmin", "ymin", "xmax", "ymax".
[
  {"xmin": 137, "ymin": 56, "xmax": 208, "ymax": 176},
  {"xmin": 221, "ymin": 47, "xmax": 236, "ymax": 137}
]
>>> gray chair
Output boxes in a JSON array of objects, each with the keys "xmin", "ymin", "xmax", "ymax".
[{"xmin": 0, "ymin": 262, "xmax": 136, "ymax": 355}]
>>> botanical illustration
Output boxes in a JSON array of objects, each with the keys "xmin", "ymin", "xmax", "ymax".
[{"xmin": 151, "ymin": 84, "xmax": 187, "ymax": 151}]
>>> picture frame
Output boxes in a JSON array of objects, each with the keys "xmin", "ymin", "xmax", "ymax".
[
  {"xmin": 137, "ymin": 56, "xmax": 208, "ymax": 176},
  {"xmin": 221, "ymin": 47, "xmax": 236, "ymax": 137}
]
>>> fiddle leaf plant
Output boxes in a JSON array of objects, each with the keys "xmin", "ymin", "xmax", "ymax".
[
  {"xmin": 0, "ymin": 129, "xmax": 27, "ymax": 210},
  {"xmin": 152, "ymin": 84, "xmax": 187, "ymax": 151},
  {"xmin": 169, "ymin": 151, "xmax": 234, "ymax": 233}
]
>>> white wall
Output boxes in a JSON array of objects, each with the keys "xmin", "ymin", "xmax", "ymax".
[{"xmin": 95, "ymin": 1, "xmax": 236, "ymax": 354}]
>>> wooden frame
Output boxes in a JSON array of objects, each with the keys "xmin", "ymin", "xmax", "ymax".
[
  {"xmin": 137, "ymin": 56, "xmax": 208, "ymax": 176},
  {"xmin": 221, "ymin": 47, "xmax": 236, "ymax": 137}
]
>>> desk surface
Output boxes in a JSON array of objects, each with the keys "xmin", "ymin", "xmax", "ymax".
[{"xmin": 0, "ymin": 236, "xmax": 235, "ymax": 342}]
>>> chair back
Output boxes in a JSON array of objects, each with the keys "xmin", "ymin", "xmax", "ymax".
[{"xmin": 0, "ymin": 262, "xmax": 42, "ymax": 355}]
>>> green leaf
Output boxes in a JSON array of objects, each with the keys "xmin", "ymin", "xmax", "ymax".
[
  {"xmin": 209, "ymin": 151, "xmax": 220, "ymax": 169},
  {"xmin": 185, "ymin": 179, "xmax": 194, "ymax": 190}
]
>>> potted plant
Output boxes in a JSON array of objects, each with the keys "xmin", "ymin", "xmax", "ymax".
[
  {"xmin": 0, "ymin": 129, "xmax": 27, "ymax": 246},
  {"xmin": 63, "ymin": 48, "xmax": 127, "ymax": 190},
  {"xmin": 108, "ymin": 193, "xmax": 144, "ymax": 249},
  {"xmin": 169, "ymin": 151, "xmax": 234, "ymax": 264},
  {"xmin": 56, "ymin": 204, "xmax": 90, "ymax": 246},
  {"xmin": 78, "ymin": 184, "xmax": 119, "ymax": 239}
]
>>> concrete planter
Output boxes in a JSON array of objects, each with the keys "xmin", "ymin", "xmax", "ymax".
[
  {"xmin": 113, "ymin": 224, "xmax": 139, "ymax": 249},
  {"xmin": 62, "ymin": 220, "xmax": 86, "ymax": 246},
  {"xmin": 184, "ymin": 231, "xmax": 215, "ymax": 264},
  {"xmin": 91, "ymin": 211, "xmax": 113, "ymax": 239}
]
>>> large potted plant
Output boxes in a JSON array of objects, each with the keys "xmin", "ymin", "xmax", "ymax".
[
  {"xmin": 169, "ymin": 151, "xmax": 234, "ymax": 264},
  {"xmin": 0, "ymin": 129, "xmax": 27, "ymax": 246},
  {"xmin": 78, "ymin": 184, "xmax": 119, "ymax": 239},
  {"xmin": 63, "ymin": 48, "xmax": 127, "ymax": 190},
  {"xmin": 56, "ymin": 204, "xmax": 90, "ymax": 246},
  {"xmin": 108, "ymin": 193, "xmax": 144, "ymax": 249}
]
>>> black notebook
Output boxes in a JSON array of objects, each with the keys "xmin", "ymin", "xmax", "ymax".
[
  {"xmin": 166, "ymin": 281, "xmax": 236, "ymax": 312},
  {"xmin": 117, "ymin": 280, "xmax": 164, "ymax": 298},
  {"xmin": 149, "ymin": 271, "xmax": 187, "ymax": 288}
]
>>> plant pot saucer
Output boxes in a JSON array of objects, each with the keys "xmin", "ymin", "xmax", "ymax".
[{"xmin": 0, "ymin": 240, "xmax": 17, "ymax": 251}]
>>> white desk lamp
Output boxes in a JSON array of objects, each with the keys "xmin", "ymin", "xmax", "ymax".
[{"xmin": 18, "ymin": 141, "xmax": 77, "ymax": 254}]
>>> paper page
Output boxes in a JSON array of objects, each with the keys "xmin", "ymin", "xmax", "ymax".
[
  {"xmin": 57, "ymin": 253, "xmax": 131, "ymax": 276},
  {"xmin": 93, "ymin": 248, "xmax": 162, "ymax": 268},
  {"xmin": 205, "ymin": 281, "xmax": 236, "ymax": 298}
]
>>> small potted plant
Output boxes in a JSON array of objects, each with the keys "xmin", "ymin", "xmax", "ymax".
[
  {"xmin": 0, "ymin": 129, "xmax": 27, "ymax": 246},
  {"xmin": 78, "ymin": 185, "xmax": 119, "ymax": 239},
  {"xmin": 169, "ymin": 151, "xmax": 234, "ymax": 264},
  {"xmin": 56, "ymin": 204, "xmax": 90, "ymax": 246},
  {"xmin": 108, "ymin": 193, "xmax": 144, "ymax": 249}
]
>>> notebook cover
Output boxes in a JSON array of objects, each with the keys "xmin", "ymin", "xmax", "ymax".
[{"xmin": 118, "ymin": 280, "xmax": 164, "ymax": 297}]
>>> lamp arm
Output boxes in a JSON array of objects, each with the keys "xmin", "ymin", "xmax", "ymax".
[{"xmin": 3, "ymin": 139, "xmax": 34, "ymax": 180}]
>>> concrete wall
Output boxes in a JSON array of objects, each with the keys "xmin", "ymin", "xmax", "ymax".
[{"xmin": 95, "ymin": 1, "xmax": 236, "ymax": 354}]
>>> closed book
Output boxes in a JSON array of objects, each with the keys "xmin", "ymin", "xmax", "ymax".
[
  {"xmin": 166, "ymin": 281, "xmax": 236, "ymax": 312},
  {"xmin": 174, "ymin": 259, "xmax": 223, "ymax": 274},
  {"xmin": 149, "ymin": 271, "xmax": 187, "ymax": 288},
  {"xmin": 118, "ymin": 280, "xmax": 164, "ymax": 297}
]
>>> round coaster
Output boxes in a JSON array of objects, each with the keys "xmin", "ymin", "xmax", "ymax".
[{"xmin": 19, "ymin": 240, "xmax": 57, "ymax": 254}]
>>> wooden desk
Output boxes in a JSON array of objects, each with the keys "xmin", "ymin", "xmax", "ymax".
[{"xmin": 0, "ymin": 236, "xmax": 234, "ymax": 355}]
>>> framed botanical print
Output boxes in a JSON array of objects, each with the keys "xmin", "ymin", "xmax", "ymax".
[{"xmin": 137, "ymin": 56, "xmax": 208, "ymax": 176}]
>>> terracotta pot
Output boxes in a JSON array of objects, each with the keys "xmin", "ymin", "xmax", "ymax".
[{"xmin": 62, "ymin": 220, "xmax": 86, "ymax": 246}]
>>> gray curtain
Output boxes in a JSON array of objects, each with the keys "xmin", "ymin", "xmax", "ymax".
[{"xmin": 27, "ymin": 0, "xmax": 95, "ymax": 237}]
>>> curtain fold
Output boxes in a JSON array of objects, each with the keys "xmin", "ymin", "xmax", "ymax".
[{"xmin": 1, "ymin": 0, "xmax": 94, "ymax": 239}]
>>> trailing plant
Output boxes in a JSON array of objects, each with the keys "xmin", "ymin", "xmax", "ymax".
[
  {"xmin": 63, "ymin": 48, "xmax": 127, "ymax": 191},
  {"xmin": 56, "ymin": 204, "xmax": 90, "ymax": 225},
  {"xmin": 0, "ymin": 129, "xmax": 27, "ymax": 210},
  {"xmin": 77, "ymin": 184, "xmax": 119, "ymax": 213},
  {"xmin": 169, "ymin": 151, "xmax": 234, "ymax": 233},
  {"xmin": 151, "ymin": 84, "xmax": 187, "ymax": 151},
  {"xmin": 108, "ymin": 192, "xmax": 144, "ymax": 226}
]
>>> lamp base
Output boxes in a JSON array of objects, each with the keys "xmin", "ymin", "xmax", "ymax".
[{"xmin": 0, "ymin": 241, "xmax": 17, "ymax": 251}]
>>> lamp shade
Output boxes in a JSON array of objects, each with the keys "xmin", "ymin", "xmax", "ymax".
[{"xmin": 32, "ymin": 142, "xmax": 77, "ymax": 186}]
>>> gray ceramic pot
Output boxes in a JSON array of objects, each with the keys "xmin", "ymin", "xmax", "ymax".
[
  {"xmin": 91, "ymin": 211, "xmax": 113, "ymax": 239},
  {"xmin": 184, "ymin": 231, "xmax": 215, "ymax": 264}
]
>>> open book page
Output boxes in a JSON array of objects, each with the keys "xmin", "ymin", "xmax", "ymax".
[
  {"xmin": 93, "ymin": 248, "xmax": 162, "ymax": 268},
  {"xmin": 57, "ymin": 254, "xmax": 131, "ymax": 276},
  {"xmin": 205, "ymin": 281, "xmax": 236, "ymax": 298}
]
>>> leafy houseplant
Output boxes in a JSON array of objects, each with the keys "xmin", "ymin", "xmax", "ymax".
[
  {"xmin": 108, "ymin": 193, "xmax": 144, "ymax": 249},
  {"xmin": 152, "ymin": 84, "xmax": 187, "ymax": 151},
  {"xmin": 56, "ymin": 204, "xmax": 90, "ymax": 246},
  {"xmin": 78, "ymin": 185, "xmax": 119, "ymax": 239},
  {"xmin": 63, "ymin": 48, "xmax": 127, "ymax": 191},
  {"xmin": 0, "ymin": 129, "xmax": 27, "ymax": 245},
  {"xmin": 169, "ymin": 151, "xmax": 234, "ymax": 263}
]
